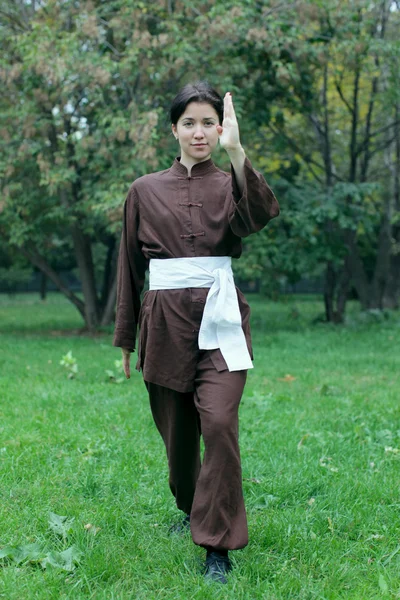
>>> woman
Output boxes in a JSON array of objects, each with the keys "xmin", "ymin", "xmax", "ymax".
[{"xmin": 113, "ymin": 81, "xmax": 279, "ymax": 584}]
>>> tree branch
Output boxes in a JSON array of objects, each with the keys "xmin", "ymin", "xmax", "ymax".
[
  {"xmin": 334, "ymin": 79, "xmax": 354, "ymax": 115},
  {"xmin": 19, "ymin": 246, "xmax": 85, "ymax": 317},
  {"xmin": 356, "ymin": 120, "xmax": 400, "ymax": 155},
  {"xmin": 349, "ymin": 67, "xmax": 361, "ymax": 182},
  {"xmin": 267, "ymin": 123, "xmax": 325, "ymax": 184},
  {"xmin": 0, "ymin": 8, "xmax": 30, "ymax": 31},
  {"xmin": 103, "ymin": 39, "xmax": 122, "ymax": 58}
]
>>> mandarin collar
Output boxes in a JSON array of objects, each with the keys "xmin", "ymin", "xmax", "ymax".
[{"xmin": 170, "ymin": 156, "xmax": 218, "ymax": 177}]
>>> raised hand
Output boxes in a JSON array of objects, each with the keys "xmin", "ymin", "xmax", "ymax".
[{"xmin": 216, "ymin": 92, "xmax": 242, "ymax": 151}]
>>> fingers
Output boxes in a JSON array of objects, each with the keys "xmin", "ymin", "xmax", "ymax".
[
  {"xmin": 223, "ymin": 92, "xmax": 235, "ymax": 121},
  {"xmin": 121, "ymin": 348, "xmax": 131, "ymax": 379},
  {"xmin": 123, "ymin": 354, "xmax": 131, "ymax": 379}
]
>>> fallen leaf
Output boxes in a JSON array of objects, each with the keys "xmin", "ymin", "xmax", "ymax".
[
  {"xmin": 277, "ymin": 374, "xmax": 296, "ymax": 382},
  {"xmin": 297, "ymin": 434, "xmax": 310, "ymax": 449},
  {"xmin": 41, "ymin": 546, "xmax": 81, "ymax": 572},
  {"xmin": 0, "ymin": 543, "xmax": 42, "ymax": 565},
  {"xmin": 48, "ymin": 512, "xmax": 74, "ymax": 539},
  {"xmin": 84, "ymin": 523, "xmax": 101, "ymax": 536}
]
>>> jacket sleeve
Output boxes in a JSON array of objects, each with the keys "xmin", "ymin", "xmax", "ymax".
[
  {"xmin": 113, "ymin": 185, "xmax": 148, "ymax": 351},
  {"xmin": 228, "ymin": 156, "xmax": 280, "ymax": 237}
]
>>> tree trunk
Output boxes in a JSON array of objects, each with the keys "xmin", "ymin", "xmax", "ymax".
[
  {"xmin": 21, "ymin": 239, "xmax": 118, "ymax": 330},
  {"xmin": 384, "ymin": 103, "xmax": 400, "ymax": 309},
  {"xmin": 40, "ymin": 271, "xmax": 47, "ymax": 300},
  {"xmin": 21, "ymin": 246, "xmax": 85, "ymax": 318},
  {"xmin": 384, "ymin": 253, "xmax": 400, "ymax": 309},
  {"xmin": 323, "ymin": 261, "xmax": 349, "ymax": 323},
  {"xmin": 100, "ymin": 236, "xmax": 116, "ymax": 311},
  {"xmin": 100, "ymin": 270, "xmax": 118, "ymax": 327},
  {"xmin": 70, "ymin": 223, "xmax": 100, "ymax": 331},
  {"xmin": 336, "ymin": 257, "xmax": 351, "ymax": 321},
  {"xmin": 370, "ymin": 208, "xmax": 392, "ymax": 309},
  {"xmin": 344, "ymin": 230, "xmax": 370, "ymax": 309},
  {"xmin": 324, "ymin": 261, "xmax": 336, "ymax": 322}
]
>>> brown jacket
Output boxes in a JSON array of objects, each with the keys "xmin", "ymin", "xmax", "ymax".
[{"xmin": 113, "ymin": 156, "xmax": 279, "ymax": 392}]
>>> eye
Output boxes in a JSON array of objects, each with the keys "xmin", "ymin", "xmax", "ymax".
[
  {"xmin": 204, "ymin": 122, "xmax": 214, "ymax": 127},
  {"xmin": 183, "ymin": 122, "xmax": 193, "ymax": 127}
]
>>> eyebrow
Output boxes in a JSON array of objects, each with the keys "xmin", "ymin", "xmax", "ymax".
[{"xmin": 181, "ymin": 117, "xmax": 217, "ymax": 122}]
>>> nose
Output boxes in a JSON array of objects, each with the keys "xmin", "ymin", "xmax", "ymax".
[{"xmin": 193, "ymin": 125, "xmax": 205, "ymax": 139}]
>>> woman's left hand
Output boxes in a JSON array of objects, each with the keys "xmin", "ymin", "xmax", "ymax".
[{"xmin": 217, "ymin": 92, "xmax": 242, "ymax": 151}]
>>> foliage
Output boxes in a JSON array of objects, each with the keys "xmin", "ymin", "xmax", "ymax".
[
  {"xmin": 59, "ymin": 350, "xmax": 78, "ymax": 379},
  {"xmin": 0, "ymin": 512, "xmax": 81, "ymax": 573},
  {"xmin": 234, "ymin": 178, "xmax": 380, "ymax": 295},
  {"xmin": 0, "ymin": 242, "xmax": 32, "ymax": 291},
  {"xmin": 0, "ymin": 543, "xmax": 81, "ymax": 572},
  {"xmin": 238, "ymin": 0, "xmax": 400, "ymax": 314},
  {"xmin": 0, "ymin": 0, "xmax": 399, "ymax": 324}
]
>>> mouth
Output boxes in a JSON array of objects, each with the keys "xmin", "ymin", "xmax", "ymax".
[{"xmin": 192, "ymin": 143, "xmax": 208, "ymax": 147}]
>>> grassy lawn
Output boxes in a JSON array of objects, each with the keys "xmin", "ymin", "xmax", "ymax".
[{"xmin": 0, "ymin": 293, "xmax": 399, "ymax": 599}]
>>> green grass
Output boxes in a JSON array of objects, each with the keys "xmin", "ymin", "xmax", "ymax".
[{"xmin": 0, "ymin": 292, "xmax": 399, "ymax": 599}]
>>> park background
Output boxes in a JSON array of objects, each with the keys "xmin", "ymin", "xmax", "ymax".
[{"xmin": 0, "ymin": 0, "xmax": 399, "ymax": 598}]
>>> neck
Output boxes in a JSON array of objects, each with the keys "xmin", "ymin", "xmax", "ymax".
[{"xmin": 179, "ymin": 152, "xmax": 211, "ymax": 176}]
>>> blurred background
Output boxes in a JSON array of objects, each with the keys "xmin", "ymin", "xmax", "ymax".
[{"xmin": 1, "ymin": 0, "xmax": 399, "ymax": 330}]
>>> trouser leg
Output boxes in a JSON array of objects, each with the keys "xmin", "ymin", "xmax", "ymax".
[
  {"xmin": 190, "ymin": 352, "xmax": 248, "ymax": 551},
  {"xmin": 145, "ymin": 381, "xmax": 201, "ymax": 516}
]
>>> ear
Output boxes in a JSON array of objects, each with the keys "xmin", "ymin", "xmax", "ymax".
[{"xmin": 171, "ymin": 124, "xmax": 178, "ymax": 140}]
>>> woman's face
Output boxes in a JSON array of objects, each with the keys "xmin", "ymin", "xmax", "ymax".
[{"xmin": 171, "ymin": 102, "xmax": 220, "ymax": 164}]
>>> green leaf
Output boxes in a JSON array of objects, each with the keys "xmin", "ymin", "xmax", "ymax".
[
  {"xmin": 379, "ymin": 574, "xmax": 389, "ymax": 593},
  {"xmin": 41, "ymin": 546, "xmax": 81, "ymax": 572},
  {"xmin": 0, "ymin": 545, "xmax": 15, "ymax": 560},
  {"xmin": 48, "ymin": 512, "xmax": 74, "ymax": 538},
  {"xmin": 0, "ymin": 543, "xmax": 43, "ymax": 565}
]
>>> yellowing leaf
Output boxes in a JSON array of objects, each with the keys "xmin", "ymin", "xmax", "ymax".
[
  {"xmin": 278, "ymin": 374, "xmax": 296, "ymax": 382},
  {"xmin": 297, "ymin": 434, "xmax": 311, "ymax": 449},
  {"xmin": 84, "ymin": 523, "xmax": 101, "ymax": 536}
]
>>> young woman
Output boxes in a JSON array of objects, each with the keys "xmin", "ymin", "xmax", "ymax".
[{"xmin": 113, "ymin": 81, "xmax": 279, "ymax": 584}]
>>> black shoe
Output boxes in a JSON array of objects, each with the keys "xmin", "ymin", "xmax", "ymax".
[
  {"xmin": 168, "ymin": 514, "xmax": 190, "ymax": 535},
  {"xmin": 204, "ymin": 551, "xmax": 232, "ymax": 584}
]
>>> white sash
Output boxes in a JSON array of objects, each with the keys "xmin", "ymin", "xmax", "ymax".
[{"xmin": 149, "ymin": 256, "xmax": 253, "ymax": 371}]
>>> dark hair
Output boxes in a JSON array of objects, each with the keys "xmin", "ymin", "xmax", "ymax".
[{"xmin": 170, "ymin": 81, "xmax": 223, "ymax": 125}]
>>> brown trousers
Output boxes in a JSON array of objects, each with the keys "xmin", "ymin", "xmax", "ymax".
[{"xmin": 145, "ymin": 350, "xmax": 248, "ymax": 552}]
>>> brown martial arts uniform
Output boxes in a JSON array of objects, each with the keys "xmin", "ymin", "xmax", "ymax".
[{"xmin": 113, "ymin": 156, "xmax": 279, "ymax": 551}]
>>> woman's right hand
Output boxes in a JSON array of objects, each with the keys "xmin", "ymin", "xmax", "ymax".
[{"xmin": 121, "ymin": 348, "xmax": 131, "ymax": 379}]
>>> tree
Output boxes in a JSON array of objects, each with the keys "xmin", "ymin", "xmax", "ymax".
[
  {"xmin": 0, "ymin": 0, "xmax": 287, "ymax": 327},
  {"xmin": 236, "ymin": 0, "xmax": 400, "ymax": 320},
  {"xmin": 0, "ymin": 0, "xmax": 172, "ymax": 329},
  {"xmin": 1, "ymin": 0, "xmax": 398, "ymax": 328}
]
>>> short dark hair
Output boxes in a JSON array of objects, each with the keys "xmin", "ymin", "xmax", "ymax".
[{"xmin": 170, "ymin": 81, "xmax": 223, "ymax": 125}]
